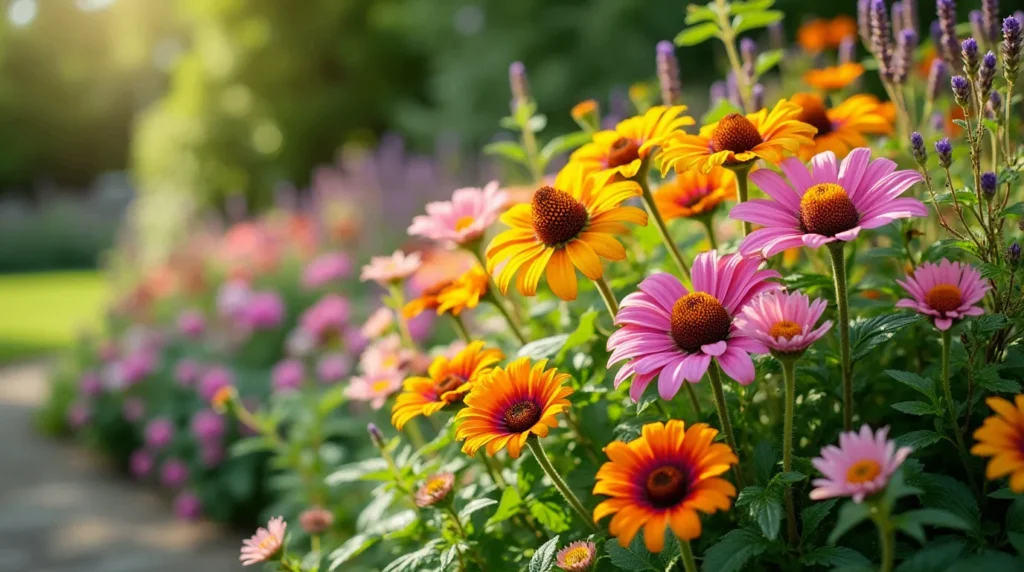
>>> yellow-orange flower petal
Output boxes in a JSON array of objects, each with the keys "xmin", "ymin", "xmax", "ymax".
[
  {"xmin": 797, "ymin": 16, "xmax": 857, "ymax": 54},
  {"xmin": 654, "ymin": 167, "xmax": 736, "ymax": 221},
  {"xmin": 972, "ymin": 396, "xmax": 1024, "ymax": 492},
  {"xmin": 791, "ymin": 92, "xmax": 893, "ymax": 161},
  {"xmin": 803, "ymin": 63, "xmax": 865, "ymax": 92},
  {"xmin": 571, "ymin": 106, "xmax": 694, "ymax": 179}
]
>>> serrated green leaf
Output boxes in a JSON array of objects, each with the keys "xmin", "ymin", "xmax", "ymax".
[
  {"xmin": 440, "ymin": 545, "xmax": 458, "ymax": 570},
  {"xmin": 918, "ymin": 473, "xmax": 981, "ymax": 532},
  {"xmin": 895, "ymin": 430, "xmax": 943, "ymax": 450},
  {"xmin": 886, "ymin": 370, "xmax": 938, "ymax": 401},
  {"xmin": 892, "ymin": 400, "xmax": 938, "ymax": 416},
  {"xmin": 485, "ymin": 486, "xmax": 522, "ymax": 528},
  {"xmin": 606, "ymin": 531, "xmax": 661, "ymax": 571},
  {"xmin": 1000, "ymin": 202, "xmax": 1024, "ymax": 217},
  {"xmin": 894, "ymin": 539, "xmax": 967, "ymax": 572},
  {"xmin": 851, "ymin": 314, "xmax": 922, "ymax": 360},
  {"xmin": 754, "ymin": 49, "xmax": 783, "ymax": 77},
  {"xmin": 518, "ymin": 334, "xmax": 570, "ymax": 360},
  {"xmin": 326, "ymin": 458, "xmax": 389, "ymax": 485},
  {"xmin": 529, "ymin": 535, "xmax": 560, "ymax": 572},
  {"xmin": 530, "ymin": 498, "xmax": 570, "ymax": 533},
  {"xmin": 801, "ymin": 546, "xmax": 870, "ymax": 567},
  {"xmin": 381, "ymin": 539, "xmax": 442, "ymax": 572},
  {"xmin": 753, "ymin": 441, "xmax": 777, "ymax": 485},
  {"xmin": 558, "ymin": 309, "xmax": 598, "ymax": 361},
  {"xmin": 458, "ymin": 498, "xmax": 498, "ymax": 520},
  {"xmin": 802, "ymin": 498, "xmax": 837, "ymax": 534},
  {"xmin": 328, "ymin": 534, "xmax": 378, "ymax": 571},
  {"xmin": 483, "ymin": 141, "xmax": 529, "ymax": 165},
  {"xmin": 674, "ymin": 22, "xmax": 720, "ymax": 47},
  {"xmin": 701, "ymin": 529, "xmax": 768, "ymax": 572}
]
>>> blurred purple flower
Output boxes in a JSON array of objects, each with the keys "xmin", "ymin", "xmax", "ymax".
[
  {"xmin": 79, "ymin": 372, "xmax": 103, "ymax": 397},
  {"xmin": 407, "ymin": 310, "xmax": 435, "ymax": 343},
  {"xmin": 300, "ymin": 294, "xmax": 350, "ymax": 343},
  {"xmin": 115, "ymin": 350, "xmax": 158, "ymax": 388},
  {"xmin": 173, "ymin": 491, "xmax": 203, "ymax": 520},
  {"xmin": 317, "ymin": 353, "xmax": 351, "ymax": 384},
  {"xmin": 177, "ymin": 309, "xmax": 206, "ymax": 339},
  {"xmin": 238, "ymin": 291, "xmax": 286, "ymax": 330},
  {"xmin": 130, "ymin": 449, "xmax": 154, "ymax": 479},
  {"xmin": 272, "ymin": 359, "xmax": 305, "ymax": 394},
  {"xmin": 302, "ymin": 252, "xmax": 353, "ymax": 290},
  {"xmin": 174, "ymin": 359, "xmax": 202, "ymax": 387},
  {"xmin": 122, "ymin": 397, "xmax": 146, "ymax": 423},
  {"xmin": 190, "ymin": 409, "xmax": 226, "ymax": 443},
  {"xmin": 145, "ymin": 418, "xmax": 175, "ymax": 449},
  {"xmin": 198, "ymin": 366, "xmax": 233, "ymax": 403},
  {"xmin": 160, "ymin": 458, "xmax": 189, "ymax": 489}
]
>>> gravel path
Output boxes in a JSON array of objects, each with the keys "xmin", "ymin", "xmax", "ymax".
[{"xmin": 0, "ymin": 361, "xmax": 243, "ymax": 572}]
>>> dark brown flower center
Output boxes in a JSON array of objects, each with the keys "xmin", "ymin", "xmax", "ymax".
[
  {"xmin": 644, "ymin": 465, "xmax": 689, "ymax": 508},
  {"xmin": 607, "ymin": 137, "xmax": 641, "ymax": 169},
  {"xmin": 925, "ymin": 284, "xmax": 963, "ymax": 313},
  {"xmin": 670, "ymin": 292, "xmax": 732, "ymax": 353},
  {"xmin": 799, "ymin": 183, "xmax": 860, "ymax": 237},
  {"xmin": 503, "ymin": 400, "xmax": 542, "ymax": 432},
  {"xmin": 769, "ymin": 320, "xmax": 802, "ymax": 340},
  {"xmin": 710, "ymin": 113, "xmax": 764, "ymax": 155},
  {"xmin": 796, "ymin": 96, "xmax": 834, "ymax": 137},
  {"xmin": 531, "ymin": 186, "xmax": 589, "ymax": 246},
  {"xmin": 435, "ymin": 373, "xmax": 465, "ymax": 396}
]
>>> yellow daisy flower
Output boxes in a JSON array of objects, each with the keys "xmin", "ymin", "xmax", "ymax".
[
  {"xmin": 436, "ymin": 265, "xmax": 489, "ymax": 316},
  {"xmin": 972, "ymin": 395, "xmax": 1024, "ymax": 492},
  {"xmin": 792, "ymin": 92, "xmax": 894, "ymax": 160},
  {"xmin": 570, "ymin": 106, "xmax": 694, "ymax": 179}
]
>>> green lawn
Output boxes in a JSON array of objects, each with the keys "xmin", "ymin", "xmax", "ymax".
[{"xmin": 0, "ymin": 271, "xmax": 107, "ymax": 363}]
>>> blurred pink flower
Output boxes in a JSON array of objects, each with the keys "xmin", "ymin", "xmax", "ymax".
[
  {"xmin": 407, "ymin": 181, "xmax": 507, "ymax": 246},
  {"xmin": 217, "ymin": 280, "xmax": 252, "ymax": 319},
  {"xmin": 198, "ymin": 366, "xmax": 234, "ymax": 402},
  {"xmin": 316, "ymin": 353, "xmax": 351, "ymax": 384},
  {"xmin": 737, "ymin": 290, "xmax": 833, "ymax": 355},
  {"xmin": 345, "ymin": 371, "xmax": 402, "ymax": 409},
  {"xmin": 116, "ymin": 350, "xmax": 158, "ymax": 388},
  {"xmin": 145, "ymin": 418, "xmax": 175, "ymax": 449},
  {"xmin": 302, "ymin": 252, "xmax": 353, "ymax": 289},
  {"xmin": 79, "ymin": 372, "xmax": 103, "ymax": 397},
  {"xmin": 896, "ymin": 259, "xmax": 989, "ymax": 331},
  {"xmin": 174, "ymin": 359, "xmax": 202, "ymax": 387},
  {"xmin": 177, "ymin": 309, "xmax": 206, "ymax": 338},
  {"xmin": 238, "ymin": 291, "xmax": 286, "ymax": 330},
  {"xmin": 272, "ymin": 359, "xmax": 305, "ymax": 394},
  {"xmin": 130, "ymin": 449, "xmax": 154, "ymax": 479},
  {"xmin": 360, "ymin": 307, "xmax": 394, "ymax": 339},
  {"xmin": 201, "ymin": 444, "xmax": 225, "ymax": 468},
  {"xmin": 810, "ymin": 425, "xmax": 912, "ymax": 502},
  {"xmin": 67, "ymin": 403, "xmax": 91, "ymax": 429},
  {"xmin": 122, "ymin": 397, "xmax": 145, "ymax": 423},
  {"xmin": 360, "ymin": 250, "xmax": 422, "ymax": 286},
  {"xmin": 190, "ymin": 409, "xmax": 226, "ymax": 443},
  {"xmin": 300, "ymin": 294, "xmax": 351, "ymax": 343},
  {"xmin": 160, "ymin": 458, "xmax": 189, "ymax": 489},
  {"xmin": 359, "ymin": 334, "xmax": 414, "ymax": 375},
  {"xmin": 240, "ymin": 516, "xmax": 286, "ymax": 566},
  {"xmin": 556, "ymin": 540, "xmax": 597, "ymax": 572},
  {"xmin": 98, "ymin": 340, "xmax": 119, "ymax": 363},
  {"xmin": 174, "ymin": 491, "xmax": 203, "ymax": 520}
]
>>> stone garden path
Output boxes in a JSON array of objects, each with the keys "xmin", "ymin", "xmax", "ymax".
[{"xmin": 0, "ymin": 361, "xmax": 242, "ymax": 572}]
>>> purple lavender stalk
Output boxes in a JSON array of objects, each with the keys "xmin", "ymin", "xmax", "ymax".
[
  {"xmin": 656, "ymin": 41, "xmax": 682, "ymax": 106},
  {"xmin": 871, "ymin": 0, "xmax": 894, "ymax": 82},
  {"xmin": 937, "ymin": 0, "xmax": 960, "ymax": 70}
]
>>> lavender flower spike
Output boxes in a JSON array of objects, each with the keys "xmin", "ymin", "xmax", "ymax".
[
  {"xmin": 978, "ymin": 51, "xmax": 997, "ymax": 100},
  {"xmin": 951, "ymin": 74, "xmax": 971, "ymax": 106},
  {"xmin": 1004, "ymin": 16, "xmax": 1023, "ymax": 80},
  {"xmin": 871, "ymin": 0, "xmax": 894, "ymax": 82},
  {"xmin": 962, "ymin": 37, "xmax": 979, "ymax": 75},
  {"xmin": 858, "ymin": 0, "xmax": 873, "ymax": 48},
  {"xmin": 927, "ymin": 59, "xmax": 948, "ymax": 104},
  {"xmin": 656, "ymin": 41, "xmax": 682, "ymax": 106},
  {"xmin": 982, "ymin": 0, "xmax": 1000, "ymax": 45},
  {"xmin": 937, "ymin": 0, "xmax": 960, "ymax": 70},
  {"xmin": 893, "ymin": 29, "xmax": 917, "ymax": 84}
]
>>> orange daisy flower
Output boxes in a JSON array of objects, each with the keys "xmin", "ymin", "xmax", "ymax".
[
  {"xmin": 486, "ymin": 162, "xmax": 648, "ymax": 301},
  {"xmin": 454, "ymin": 357, "xmax": 574, "ymax": 459},
  {"xmin": 593, "ymin": 420, "xmax": 738, "ymax": 553},
  {"xmin": 971, "ymin": 395, "xmax": 1024, "ymax": 492},
  {"xmin": 791, "ymin": 92, "xmax": 894, "ymax": 160},
  {"xmin": 391, "ymin": 341, "xmax": 503, "ymax": 430},
  {"xmin": 803, "ymin": 62, "xmax": 865, "ymax": 92},
  {"xmin": 570, "ymin": 106, "xmax": 694, "ymax": 179},
  {"xmin": 797, "ymin": 16, "xmax": 857, "ymax": 54},
  {"xmin": 402, "ymin": 279, "xmax": 453, "ymax": 319},
  {"xmin": 436, "ymin": 265, "xmax": 489, "ymax": 315},
  {"xmin": 654, "ymin": 167, "xmax": 736, "ymax": 221},
  {"xmin": 659, "ymin": 100, "xmax": 817, "ymax": 175}
]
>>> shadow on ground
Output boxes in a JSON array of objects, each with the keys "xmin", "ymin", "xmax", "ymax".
[{"xmin": 0, "ymin": 361, "xmax": 242, "ymax": 572}]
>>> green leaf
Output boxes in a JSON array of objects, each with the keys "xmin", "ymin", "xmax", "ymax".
[
  {"xmin": 802, "ymin": 499, "xmax": 837, "ymax": 534},
  {"xmin": 732, "ymin": 10, "xmax": 783, "ymax": 34},
  {"xmin": 518, "ymin": 334, "xmax": 570, "ymax": 360},
  {"xmin": 674, "ymin": 22, "xmax": 720, "ymax": 47},
  {"xmin": 606, "ymin": 532, "xmax": 661, "ymax": 571},
  {"xmin": 328, "ymin": 534, "xmax": 378, "ymax": 571},
  {"xmin": 317, "ymin": 384, "xmax": 347, "ymax": 415},
  {"xmin": 801, "ymin": 546, "xmax": 870, "ymax": 567},
  {"xmin": 558, "ymin": 309, "xmax": 599, "ymax": 361},
  {"xmin": 381, "ymin": 539, "xmax": 443, "ymax": 572},
  {"xmin": 701, "ymin": 529, "xmax": 768, "ymax": 572},
  {"xmin": 828, "ymin": 501, "xmax": 871, "ymax": 544},
  {"xmin": 894, "ymin": 539, "xmax": 967, "ymax": 572},
  {"xmin": 731, "ymin": 0, "xmax": 776, "ymax": 13},
  {"xmin": 325, "ymin": 458, "xmax": 388, "ymax": 485},
  {"xmin": 754, "ymin": 49, "xmax": 783, "ymax": 77},
  {"xmin": 229, "ymin": 436, "xmax": 274, "ymax": 457},
  {"xmin": 540, "ymin": 131, "xmax": 592, "ymax": 164},
  {"xmin": 945, "ymin": 550, "xmax": 1024, "ymax": 571},
  {"xmin": 1007, "ymin": 497, "xmax": 1024, "ymax": 552},
  {"xmin": 485, "ymin": 486, "xmax": 522, "ymax": 528},
  {"xmin": 886, "ymin": 370, "xmax": 938, "ymax": 402},
  {"xmin": 851, "ymin": 314, "xmax": 922, "ymax": 360},
  {"xmin": 952, "ymin": 119, "xmax": 969, "ymax": 129},
  {"xmin": 483, "ymin": 141, "xmax": 529, "ymax": 165},
  {"xmin": 892, "ymin": 401, "xmax": 939, "ymax": 416},
  {"xmin": 918, "ymin": 474, "xmax": 981, "ymax": 533},
  {"xmin": 529, "ymin": 535, "xmax": 560, "ymax": 572},
  {"xmin": 684, "ymin": 4, "xmax": 718, "ymax": 24},
  {"xmin": 895, "ymin": 430, "xmax": 943, "ymax": 451},
  {"xmin": 440, "ymin": 545, "xmax": 458, "ymax": 570},
  {"xmin": 530, "ymin": 499, "xmax": 570, "ymax": 533},
  {"xmin": 896, "ymin": 508, "xmax": 972, "ymax": 543},
  {"xmin": 989, "ymin": 487, "xmax": 1021, "ymax": 499},
  {"xmin": 458, "ymin": 498, "xmax": 498, "ymax": 520},
  {"xmin": 1000, "ymin": 202, "xmax": 1024, "ymax": 217},
  {"xmin": 753, "ymin": 441, "xmax": 777, "ymax": 485},
  {"xmin": 701, "ymin": 97, "xmax": 742, "ymax": 125}
]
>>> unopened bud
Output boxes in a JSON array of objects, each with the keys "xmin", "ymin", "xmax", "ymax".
[
  {"xmin": 299, "ymin": 507, "xmax": 335, "ymax": 535},
  {"xmin": 935, "ymin": 137, "xmax": 954, "ymax": 168},
  {"xmin": 367, "ymin": 422, "xmax": 385, "ymax": 449},
  {"xmin": 910, "ymin": 132, "xmax": 927, "ymax": 165},
  {"xmin": 951, "ymin": 75, "xmax": 971, "ymax": 106},
  {"xmin": 981, "ymin": 171, "xmax": 997, "ymax": 200}
]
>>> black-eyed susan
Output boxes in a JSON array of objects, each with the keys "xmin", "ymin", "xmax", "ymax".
[
  {"xmin": 972, "ymin": 396, "xmax": 1024, "ymax": 492},
  {"xmin": 391, "ymin": 341, "xmax": 504, "ymax": 430},
  {"xmin": 454, "ymin": 356, "xmax": 573, "ymax": 459},
  {"xmin": 486, "ymin": 162, "xmax": 647, "ymax": 301},
  {"xmin": 659, "ymin": 100, "xmax": 817, "ymax": 175},
  {"xmin": 436, "ymin": 265, "xmax": 489, "ymax": 316},
  {"xmin": 791, "ymin": 92, "xmax": 893, "ymax": 160},
  {"xmin": 803, "ymin": 62, "xmax": 865, "ymax": 92},
  {"xmin": 570, "ymin": 106, "xmax": 694, "ymax": 179},
  {"xmin": 401, "ymin": 279, "xmax": 452, "ymax": 319},
  {"xmin": 653, "ymin": 167, "xmax": 736, "ymax": 221},
  {"xmin": 593, "ymin": 420, "xmax": 738, "ymax": 553}
]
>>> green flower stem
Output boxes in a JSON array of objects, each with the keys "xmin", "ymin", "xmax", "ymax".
[
  {"xmin": 468, "ymin": 249, "xmax": 529, "ymax": 345},
  {"xmin": 654, "ymin": 400, "xmax": 671, "ymax": 419},
  {"xmin": 480, "ymin": 455, "xmax": 508, "ymax": 489},
  {"xmin": 683, "ymin": 383, "xmax": 703, "ymax": 417},
  {"xmin": 729, "ymin": 163, "xmax": 755, "ymax": 236},
  {"xmin": 781, "ymin": 357, "xmax": 799, "ymax": 546},
  {"xmin": 388, "ymin": 283, "xmax": 416, "ymax": 349},
  {"xmin": 941, "ymin": 329, "xmax": 978, "ymax": 492},
  {"xmin": 700, "ymin": 216, "xmax": 719, "ymax": 250},
  {"xmin": 870, "ymin": 506, "xmax": 896, "ymax": 572},
  {"xmin": 634, "ymin": 158, "xmax": 691, "ymax": 279},
  {"xmin": 445, "ymin": 505, "xmax": 489, "ymax": 572},
  {"xmin": 826, "ymin": 242, "xmax": 853, "ymax": 431},
  {"xmin": 594, "ymin": 275, "xmax": 620, "ymax": 317},
  {"xmin": 713, "ymin": 0, "xmax": 753, "ymax": 112},
  {"xmin": 526, "ymin": 437, "xmax": 598, "ymax": 531},
  {"xmin": 679, "ymin": 539, "xmax": 698, "ymax": 572},
  {"xmin": 707, "ymin": 363, "xmax": 745, "ymax": 489},
  {"xmin": 450, "ymin": 314, "xmax": 471, "ymax": 343}
]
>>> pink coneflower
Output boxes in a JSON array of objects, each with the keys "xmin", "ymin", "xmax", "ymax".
[
  {"xmin": 129, "ymin": 449, "xmax": 154, "ymax": 479},
  {"xmin": 730, "ymin": 148, "xmax": 927, "ymax": 258},
  {"xmin": 408, "ymin": 181, "xmax": 507, "ymax": 247},
  {"xmin": 360, "ymin": 307, "xmax": 394, "ymax": 339},
  {"xmin": 810, "ymin": 425, "xmax": 912, "ymax": 502},
  {"xmin": 302, "ymin": 252, "xmax": 353, "ymax": 289},
  {"xmin": 414, "ymin": 472, "xmax": 455, "ymax": 507},
  {"xmin": 359, "ymin": 334, "xmax": 414, "ymax": 375},
  {"xmin": 738, "ymin": 290, "xmax": 833, "ymax": 356},
  {"xmin": 360, "ymin": 250, "xmax": 422, "ymax": 286},
  {"xmin": 190, "ymin": 409, "xmax": 225, "ymax": 443},
  {"xmin": 174, "ymin": 359, "xmax": 201, "ymax": 387},
  {"xmin": 160, "ymin": 458, "xmax": 189, "ymax": 489},
  {"xmin": 238, "ymin": 291, "xmax": 286, "ymax": 330},
  {"xmin": 198, "ymin": 366, "xmax": 234, "ymax": 402},
  {"xmin": 345, "ymin": 370, "xmax": 402, "ymax": 409},
  {"xmin": 144, "ymin": 418, "xmax": 174, "ymax": 449},
  {"xmin": 896, "ymin": 259, "xmax": 988, "ymax": 331},
  {"xmin": 177, "ymin": 309, "xmax": 206, "ymax": 338},
  {"xmin": 300, "ymin": 294, "xmax": 351, "ymax": 343},
  {"xmin": 316, "ymin": 353, "xmax": 351, "ymax": 384},
  {"xmin": 556, "ymin": 540, "xmax": 597, "ymax": 572},
  {"xmin": 272, "ymin": 359, "xmax": 305, "ymax": 394},
  {"xmin": 174, "ymin": 491, "xmax": 202, "ymax": 520},
  {"xmin": 122, "ymin": 397, "xmax": 145, "ymax": 423},
  {"xmin": 239, "ymin": 516, "xmax": 286, "ymax": 566},
  {"xmin": 608, "ymin": 251, "xmax": 780, "ymax": 400}
]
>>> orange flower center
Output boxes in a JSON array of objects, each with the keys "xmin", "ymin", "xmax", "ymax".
[
  {"xmin": 925, "ymin": 284, "xmax": 963, "ymax": 313},
  {"xmin": 799, "ymin": 183, "xmax": 860, "ymax": 237},
  {"xmin": 710, "ymin": 113, "xmax": 764, "ymax": 155},
  {"xmin": 531, "ymin": 186, "xmax": 589, "ymax": 246},
  {"xmin": 454, "ymin": 215, "xmax": 476, "ymax": 232},
  {"xmin": 670, "ymin": 292, "xmax": 732, "ymax": 353},
  {"xmin": 503, "ymin": 400, "xmax": 542, "ymax": 432},
  {"xmin": 435, "ymin": 373, "xmax": 466, "ymax": 397},
  {"xmin": 424, "ymin": 476, "xmax": 449, "ymax": 495},
  {"xmin": 845, "ymin": 459, "xmax": 882, "ymax": 484},
  {"xmin": 563, "ymin": 546, "xmax": 591, "ymax": 565},
  {"xmin": 607, "ymin": 137, "xmax": 641, "ymax": 169},
  {"xmin": 796, "ymin": 96, "xmax": 834, "ymax": 137},
  {"xmin": 644, "ymin": 465, "xmax": 689, "ymax": 508},
  {"xmin": 769, "ymin": 320, "xmax": 802, "ymax": 340}
]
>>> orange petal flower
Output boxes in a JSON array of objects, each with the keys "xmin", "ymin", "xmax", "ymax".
[
  {"xmin": 972, "ymin": 396, "xmax": 1024, "ymax": 493},
  {"xmin": 792, "ymin": 92, "xmax": 894, "ymax": 161}
]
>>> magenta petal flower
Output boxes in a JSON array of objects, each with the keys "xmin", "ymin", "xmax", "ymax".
[
  {"xmin": 239, "ymin": 516, "xmax": 286, "ymax": 566},
  {"xmin": 408, "ymin": 181, "xmax": 507, "ymax": 247},
  {"xmin": 607, "ymin": 250, "xmax": 781, "ymax": 400},
  {"xmin": 272, "ymin": 358, "xmax": 305, "ymax": 394},
  {"xmin": 360, "ymin": 250, "xmax": 422, "ymax": 286},
  {"xmin": 730, "ymin": 148, "xmax": 927, "ymax": 258},
  {"xmin": 737, "ymin": 290, "xmax": 833, "ymax": 355},
  {"xmin": 302, "ymin": 252, "xmax": 353, "ymax": 289},
  {"xmin": 896, "ymin": 258, "xmax": 989, "ymax": 331},
  {"xmin": 300, "ymin": 294, "xmax": 351, "ymax": 343},
  {"xmin": 810, "ymin": 425, "xmax": 912, "ymax": 502}
]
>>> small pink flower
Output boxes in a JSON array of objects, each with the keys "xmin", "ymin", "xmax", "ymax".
[
  {"xmin": 174, "ymin": 491, "xmax": 202, "ymax": 520},
  {"xmin": 302, "ymin": 252, "xmax": 353, "ymax": 289},
  {"xmin": 361, "ymin": 307, "xmax": 394, "ymax": 339},
  {"xmin": 67, "ymin": 403, "xmax": 91, "ymax": 429},
  {"xmin": 122, "ymin": 397, "xmax": 145, "ymax": 423},
  {"xmin": 238, "ymin": 291, "xmax": 286, "ymax": 330},
  {"xmin": 300, "ymin": 294, "xmax": 351, "ymax": 343},
  {"xmin": 116, "ymin": 350, "xmax": 158, "ymax": 388},
  {"xmin": 407, "ymin": 181, "xmax": 507, "ymax": 246},
  {"xmin": 130, "ymin": 449, "xmax": 154, "ymax": 479},
  {"xmin": 607, "ymin": 250, "xmax": 780, "ymax": 400},
  {"xmin": 737, "ymin": 290, "xmax": 833, "ymax": 355},
  {"xmin": 272, "ymin": 359, "xmax": 305, "ymax": 394},
  {"xmin": 177, "ymin": 309, "xmax": 206, "ymax": 338},
  {"xmin": 810, "ymin": 425, "xmax": 912, "ymax": 503},
  {"xmin": 198, "ymin": 366, "xmax": 234, "ymax": 402},
  {"xmin": 556, "ymin": 540, "xmax": 597, "ymax": 572},
  {"xmin": 217, "ymin": 280, "xmax": 252, "ymax": 319},
  {"xmin": 201, "ymin": 444, "xmax": 225, "ymax": 468},
  {"xmin": 359, "ymin": 334, "xmax": 414, "ymax": 375},
  {"xmin": 191, "ymin": 409, "xmax": 225, "ymax": 443},
  {"xmin": 79, "ymin": 372, "xmax": 103, "ymax": 397},
  {"xmin": 345, "ymin": 371, "xmax": 402, "ymax": 409},
  {"xmin": 730, "ymin": 148, "xmax": 927, "ymax": 258},
  {"xmin": 174, "ymin": 359, "xmax": 202, "ymax": 387},
  {"xmin": 240, "ymin": 516, "xmax": 287, "ymax": 566},
  {"xmin": 161, "ymin": 458, "xmax": 190, "ymax": 489},
  {"xmin": 145, "ymin": 418, "xmax": 175, "ymax": 449},
  {"xmin": 298, "ymin": 507, "xmax": 334, "ymax": 534},
  {"xmin": 414, "ymin": 472, "xmax": 455, "ymax": 507},
  {"xmin": 896, "ymin": 258, "xmax": 988, "ymax": 331},
  {"xmin": 360, "ymin": 250, "xmax": 422, "ymax": 286},
  {"xmin": 316, "ymin": 353, "xmax": 351, "ymax": 384}
]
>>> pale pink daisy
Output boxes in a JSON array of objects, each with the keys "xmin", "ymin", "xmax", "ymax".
[
  {"xmin": 608, "ymin": 250, "xmax": 780, "ymax": 400},
  {"xmin": 359, "ymin": 333, "xmax": 414, "ymax": 375},
  {"xmin": 810, "ymin": 425, "xmax": 912, "ymax": 502},
  {"xmin": 360, "ymin": 307, "xmax": 394, "ymax": 339},
  {"xmin": 302, "ymin": 252, "xmax": 353, "ymax": 289},
  {"xmin": 299, "ymin": 294, "xmax": 351, "ymax": 343},
  {"xmin": 345, "ymin": 370, "xmax": 402, "ymax": 409},
  {"xmin": 737, "ymin": 290, "xmax": 833, "ymax": 356},
  {"xmin": 730, "ymin": 148, "xmax": 927, "ymax": 258},
  {"xmin": 239, "ymin": 516, "xmax": 286, "ymax": 566},
  {"xmin": 360, "ymin": 250, "xmax": 422, "ymax": 286},
  {"xmin": 407, "ymin": 181, "xmax": 507, "ymax": 247},
  {"xmin": 414, "ymin": 472, "xmax": 455, "ymax": 507},
  {"xmin": 896, "ymin": 259, "xmax": 989, "ymax": 331},
  {"xmin": 556, "ymin": 540, "xmax": 597, "ymax": 572}
]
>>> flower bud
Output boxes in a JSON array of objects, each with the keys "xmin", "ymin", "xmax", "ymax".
[
  {"xmin": 1004, "ymin": 16, "xmax": 1023, "ymax": 80},
  {"xmin": 981, "ymin": 171, "xmax": 997, "ymax": 200},
  {"xmin": 570, "ymin": 100, "xmax": 600, "ymax": 132},
  {"xmin": 299, "ymin": 507, "xmax": 335, "ymax": 535},
  {"xmin": 987, "ymin": 90, "xmax": 1003, "ymax": 120},
  {"xmin": 740, "ymin": 38, "xmax": 758, "ymax": 81},
  {"xmin": 935, "ymin": 137, "xmax": 954, "ymax": 168},
  {"xmin": 951, "ymin": 75, "xmax": 971, "ymax": 106},
  {"xmin": 978, "ymin": 51, "xmax": 997, "ymax": 100},
  {"xmin": 367, "ymin": 422, "xmax": 385, "ymax": 449},
  {"xmin": 508, "ymin": 61, "xmax": 530, "ymax": 109},
  {"xmin": 871, "ymin": 0, "xmax": 894, "ymax": 81},
  {"xmin": 751, "ymin": 83, "xmax": 765, "ymax": 111},
  {"xmin": 839, "ymin": 36, "xmax": 857, "ymax": 64},
  {"xmin": 926, "ymin": 59, "xmax": 947, "ymax": 105},
  {"xmin": 1009, "ymin": 242, "xmax": 1022, "ymax": 267},
  {"xmin": 982, "ymin": 0, "xmax": 1000, "ymax": 45},
  {"xmin": 962, "ymin": 37, "xmax": 979, "ymax": 75},
  {"xmin": 910, "ymin": 132, "xmax": 927, "ymax": 165},
  {"xmin": 709, "ymin": 81, "xmax": 727, "ymax": 106}
]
